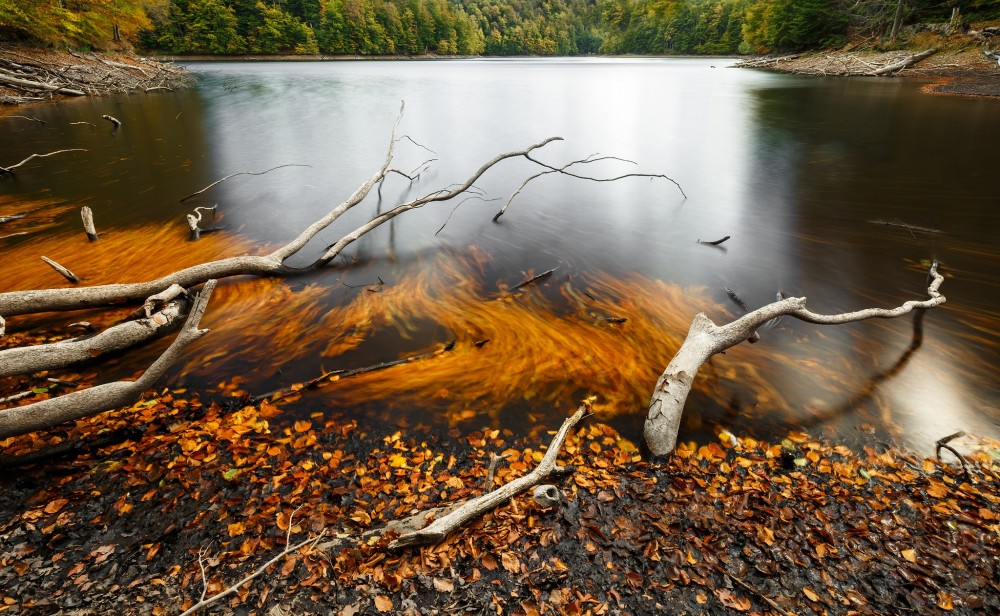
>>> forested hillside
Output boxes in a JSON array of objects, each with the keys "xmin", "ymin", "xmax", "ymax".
[{"xmin": 2, "ymin": 0, "xmax": 998, "ymax": 56}]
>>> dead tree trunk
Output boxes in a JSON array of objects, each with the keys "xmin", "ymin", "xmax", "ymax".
[{"xmin": 644, "ymin": 262, "xmax": 946, "ymax": 455}]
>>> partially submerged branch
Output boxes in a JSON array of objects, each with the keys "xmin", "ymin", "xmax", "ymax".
[
  {"xmin": 0, "ymin": 281, "xmax": 216, "ymax": 439},
  {"xmin": 179, "ymin": 164, "xmax": 311, "ymax": 203},
  {"xmin": 644, "ymin": 263, "xmax": 946, "ymax": 455},
  {"xmin": 0, "ymin": 149, "xmax": 87, "ymax": 175}
]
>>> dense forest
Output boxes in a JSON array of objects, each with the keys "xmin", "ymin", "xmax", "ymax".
[{"xmin": 1, "ymin": 0, "xmax": 999, "ymax": 56}]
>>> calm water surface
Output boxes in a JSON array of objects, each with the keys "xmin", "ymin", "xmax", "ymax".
[{"xmin": 2, "ymin": 58, "xmax": 998, "ymax": 453}]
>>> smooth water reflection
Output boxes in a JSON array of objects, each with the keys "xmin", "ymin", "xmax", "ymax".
[{"xmin": 1, "ymin": 58, "xmax": 997, "ymax": 453}]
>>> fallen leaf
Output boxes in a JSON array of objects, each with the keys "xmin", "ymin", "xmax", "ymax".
[
  {"xmin": 432, "ymin": 578, "xmax": 454, "ymax": 592},
  {"xmin": 803, "ymin": 587, "xmax": 819, "ymax": 602},
  {"xmin": 373, "ymin": 595, "xmax": 392, "ymax": 612},
  {"xmin": 44, "ymin": 499, "xmax": 69, "ymax": 514},
  {"xmin": 901, "ymin": 549, "xmax": 916, "ymax": 563}
]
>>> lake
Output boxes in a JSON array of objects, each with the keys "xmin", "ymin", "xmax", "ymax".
[{"xmin": 1, "ymin": 58, "xmax": 998, "ymax": 454}]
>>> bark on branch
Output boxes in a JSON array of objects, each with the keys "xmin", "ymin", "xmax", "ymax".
[
  {"xmin": 0, "ymin": 281, "xmax": 216, "ymax": 439},
  {"xmin": 644, "ymin": 263, "xmax": 946, "ymax": 455},
  {"xmin": 388, "ymin": 406, "xmax": 584, "ymax": 548}
]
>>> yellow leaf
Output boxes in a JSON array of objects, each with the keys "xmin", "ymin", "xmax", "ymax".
[
  {"xmin": 901, "ymin": 549, "xmax": 916, "ymax": 563},
  {"xmin": 227, "ymin": 522, "xmax": 246, "ymax": 537},
  {"xmin": 803, "ymin": 587, "xmax": 819, "ymax": 602},
  {"xmin": 936, "ymin": 592, "xmax": 954, "ymax": 610},
  {"xmin": 293, "ymin": 420, "xmax": 311, "ymax": 433},
  {"xmin": 388, "ymin": 453, "xmax": 408, "ymax": 468}
]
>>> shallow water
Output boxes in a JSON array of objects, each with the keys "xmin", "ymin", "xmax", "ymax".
[{"xmin": 2, "ymin": 58, "xmax": 997, "ymax": 453}]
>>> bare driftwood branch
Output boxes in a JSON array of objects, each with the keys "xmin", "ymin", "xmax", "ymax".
[
  {"xmin": 179, "ymin": 507, "xmax": 325, "ymax": 616},
  {"xmin": 0, "ymin": 300, "xmax": 186, "ymax": 378},
  {"xmin": 644, "ymin": 262, "xmax": 946, "ymax": 455},
  {"xmin": 102, "ymin": 114, "xmax": 122, "ymax": 128},
  {"xmin": 0, "ymin": 106, "xmax": 678, "ymax": 324},
  {"xmin": 0, "ymin": 149, "xmax": 87, "ymax": 175},
  {"xmin": 5, "ymin": 115, "xmax": 45, "ymax": 124},
  {"xmin": 40, "ymin": 256, "xmax": 81, "ymax": 284},
  {"xmin": 179, "ymin": 165, "xmax": 311, "ymax": 203},
  {"xmin": 698, "ymin": 235, "xmax": 731, "ymax": 246},
  {"xmin": 0, "ymin": 281, "xmax": 216, "ymax": 439},
  {"xmin": 0, "ymin": 71, "xmax": 85, "ymax": 96},
  {"xmin": 81, "ymin": 206, "xmax": 98, "ymax": 241},
  {"xmin": 870, "ymin": 49, "xmax": 937, "ymax": 75},
  {"xmin": 389, "ymin": 406, "xmax": 584, "ymax": 548}
]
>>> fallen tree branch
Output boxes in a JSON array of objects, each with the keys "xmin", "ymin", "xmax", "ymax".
[
  {"xmin": 389, "ymin": 406, "xmax": 584, "ymax": 548},
  {"xmin": 0, "ymin": 71, "xmax": 85, "ymax": 96},
  {"xmin": 102, "ymin": 114, "xmax": 121, "ymax": 128},
  {"xmin": 0, "ymin": 298, "xmax": 187, "ymax": 378},
  {"xmin": 935, "ymin": 431, "xmax": 971, "ymax": 482},
  {"xmin": 179, "ymin": 507, "xmax": 325, "ymax": 616},
  {"xmin": 0, "ymin": 149, "xmax": 87, "ymax": 175},
  {"xmin": 870, "ymin": 49, "xmax": 937, "ymax": 75},
  {"xmin": 81, "ymin": 206, "xmax": 99, "ymax": 241},
  {"xmin": 644, "ymin": 262, "xmax": 946, "ymax": 455},
  {"xmin": 5, "ymin": 115, "xmax": 45, "ymax": 124},
  {"xmin": 0, "ymin": 281, "xmax": 215, "ymax": 439},
  {"xmin": 179, "ymin": 165, "xmax": 311, "ymax": 203},
  {"xmin": 40, "ymin": 256, "xmax": 81, "ymax": 284},
  {"xmin": 698, "ymin": 235, "xmax": 731, "ymax": 246},
  {"xmin": 253, "ymin": 340, "xmax": 455, "ymax": 404}
]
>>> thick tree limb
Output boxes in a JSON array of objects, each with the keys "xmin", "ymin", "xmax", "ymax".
[
  {"xmin": 389, "ymin": 406, "xmax": 584, "ymax": 549},
  {"xmin": 644, "ymin": 262, "xmax": 946, "ymax": 455},
  {"xmin": 0, "ymin": 281, "xmax": 215, "ymax": 439},
  {"xmin": 0, "ymin": 72, "xmax": 85, "ymax": 96},
  {"xmin": 0, "ymin": 299, "xmax": 187, "ymax": 378},
  {"xmin": 870, "ymin": 49, "xmax": 937, "ymax": 75}
]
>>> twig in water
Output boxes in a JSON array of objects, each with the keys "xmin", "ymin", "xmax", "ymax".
[
  {"xmin": 935, "ymin": 431, "xmax": 971, "ymax": 483},
  {"xmin": 397, "ymin": 134, "xmax": 437, "ymax": 155},
  {"xmin": 102, "ymin": 114, "xmax": 121, "ymax": 128},
  {"xmin": 511, "ymin": 268, "xmax": 557, "ymax": 292},
  {"xmin": 0, "ymin": 149, "xmax": 87, "ymax": 175},
  {"xmin": 6, "ymin": 115, "xmax": 45, "ymax": 124},
  {"xmin": 180, "ymin": 164, "xmax": 311, "ymax": 202},
  {"xmin": 698, "ymin": 235, "xmax": 731, "ymax": 246}
]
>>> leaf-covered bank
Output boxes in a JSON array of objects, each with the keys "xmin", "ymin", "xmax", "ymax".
[{"xmin": 1, "ymin": 356, "xmax": 997, "ymax": 614}]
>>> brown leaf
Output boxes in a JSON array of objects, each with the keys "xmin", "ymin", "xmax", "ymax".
[
  {"xmin": 803, "ymin": 587, "xmax": 819, "ymax": 602},
  {"xmin": 432, "ymin": 578, "xmax": 454, "ymax": 593},
  {"xmin": 501, "ymin": 551, "xmax": 520, "ymax": 573},
  {"xmin": 373, "ymin": 595, "xmax": 393, "ymax": 612},
  {"xmin": 936, "ymin": 592, "xmax": 954, "ymax": 611},
  {"xmin": 714, "ymin": 589, "xmax": 750, "ymax": 611}
]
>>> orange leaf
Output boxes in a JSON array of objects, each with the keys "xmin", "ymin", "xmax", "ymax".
[
  {"xmin": 901, "ymin": 549, "xmax": 916, "ymax": 563},
  {"xmin": 293, "ymin": 420, "xmax": 311, "ymax": 433},
  {"xmin": 373, "ymin": 596, "xmax": 392, "ymax": 612},
  {"xmin": 44, "ymin": 499, "xmax": 69, "ymax": 514},
  {"xmin": 803, "ymin": 587, "xmax": 819, "ymax": 602},
  {"xmin": 481, "ymin": 554, "xmax": 498, "ymax": 571},
  {"xmin": 227, "ymin": 522, "xmax": 246, "ymax": 537},
  {"xmin": 936, "ymin": 592, "xmax": 953, "ymax": 610}
]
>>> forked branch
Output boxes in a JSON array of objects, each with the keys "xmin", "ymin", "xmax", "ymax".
[{"xmin": 644, "ymin": 262, "xmax": 947, "ymax": 455}]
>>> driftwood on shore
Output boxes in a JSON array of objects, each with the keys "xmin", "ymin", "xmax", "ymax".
[
  {"xmin": 735, "ymin": 49, "xmax": 939, "ymax": 77},
  {"xmin": 0, "ymin": 49, "xmax": 192, "ymax": 105}
]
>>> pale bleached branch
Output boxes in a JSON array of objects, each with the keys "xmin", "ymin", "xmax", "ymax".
[
  {"xmin": 0, "ymin": 149, "xmax": 87, "ymax": 175},
  {"xmin": 644, "ymin": 263, "xmax": 946, "ymax": 455}
]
